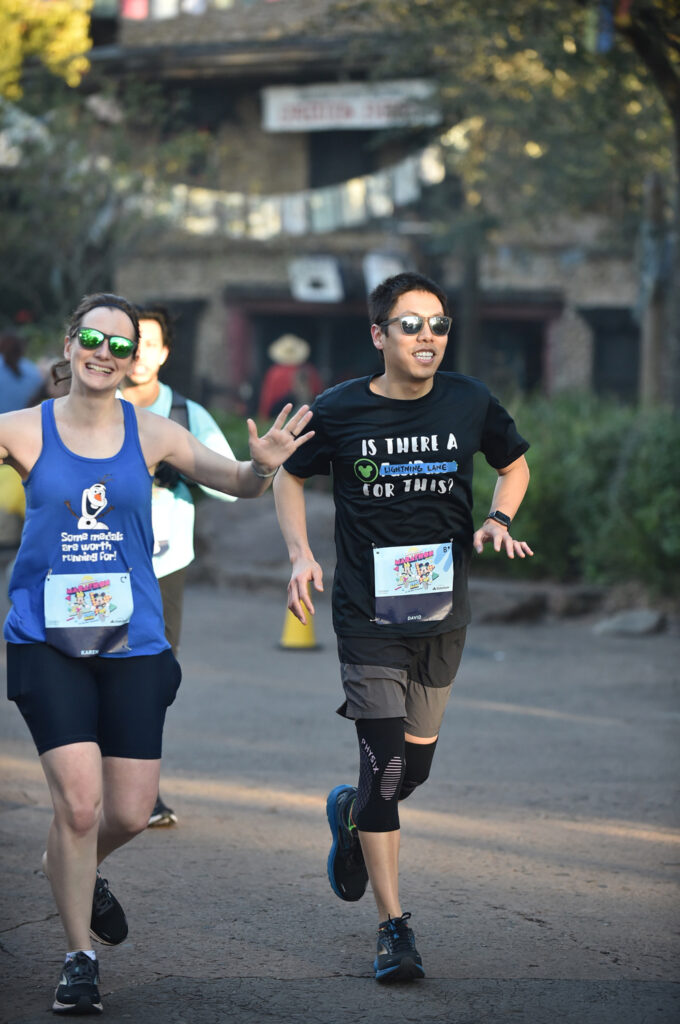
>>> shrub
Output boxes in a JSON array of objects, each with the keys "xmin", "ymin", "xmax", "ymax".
[
  {"xmin": 472, "ymin": 393, "xmax": 680, "ymax": 595},
  {"xmin": 210, "ymin": 411, "xmax": 258, "ymax": 461}
]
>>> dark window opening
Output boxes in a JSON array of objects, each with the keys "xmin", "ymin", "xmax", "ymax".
[
  {"xmin": 582, "ymin": 308, "xmax": 639, "ymax": 403},
  {"xmin": 90, "ymin": 0, "xmax": 119, "ymax": 47},
  {"xmin": 309, "ymin": 131, "xmax": 376, "ymax": 188}
]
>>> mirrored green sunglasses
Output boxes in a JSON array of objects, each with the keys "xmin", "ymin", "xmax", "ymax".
[{"xmin": 77, "ymin": 327, "xmax": 136, "ymax": 359}]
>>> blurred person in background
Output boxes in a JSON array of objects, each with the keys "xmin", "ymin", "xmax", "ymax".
[
  {"xmin": 0, "ymin": 331, "xmax": 43, "ymax": 413},
  {"xmin": 121, "ymin": 306, "xmax": 238, "ymax": 828},
  {"xmin": 0, "ymin": 333, "xmax": 44, "ymax": 540},
  {"xmin": 258, "ymin": 333, "xmax": 323, "ymax": 419}
]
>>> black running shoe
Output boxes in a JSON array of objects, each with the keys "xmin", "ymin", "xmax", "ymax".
[
  {"xmin": 374, "ymin": 912, "xmax": 425, "ymax": 983},
  {"xmin": 326, "ymin": 784, "xmax": 368, "ymax": 902},
  {"xmin": 52, "ymin": 952, "xmax": 103, "ymax": 1014},
  {"xmin": 90, "ymin": 871, "xmax": 128, "ymax": 946},
  {"xmin": 148, "ymin": 795, "xmax": 178, "ymax": 828}
]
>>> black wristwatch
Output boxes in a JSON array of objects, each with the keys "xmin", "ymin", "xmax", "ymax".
[{"xmin": 486, "ymin": 510, "xmax": 512, "ymax": 529}]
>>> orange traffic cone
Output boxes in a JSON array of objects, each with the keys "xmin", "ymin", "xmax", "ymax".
[{"xmin": 279, "ymin": 606, "xmax": 320, "ymax": 650}]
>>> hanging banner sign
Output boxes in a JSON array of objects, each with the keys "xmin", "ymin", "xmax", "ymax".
[{"xmin": 262, "ymin": 80, "xmax": 441, "ymax": 132}]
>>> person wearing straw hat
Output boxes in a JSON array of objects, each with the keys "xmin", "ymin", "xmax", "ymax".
[
  {"xmin": 274, "ymin": 271, "xmax": 532, "ymax": 984},
  {"xmin": 258, "ymin": 333, "xmax": 323, "ymax": 420}
]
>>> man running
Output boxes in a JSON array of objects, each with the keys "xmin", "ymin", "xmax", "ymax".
[{"xmin": 274, "ymin": 271, "xmax": 532, "ymax": 983}]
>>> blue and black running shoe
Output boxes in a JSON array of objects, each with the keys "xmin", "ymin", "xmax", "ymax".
[
  {"xmin": 90, "ymin": 871, "xmax": 128, "ymax": 946},
  {"xmin": 374, "ymin": 912, "xmax": 425, "ymax": 983},
  {"xmin": 52, "ymin": 952, "xmax": 103, "ymax": 1014},
  {"xmin": 326, "ymin": 784, "xmax": 368, "ymax": 902}
]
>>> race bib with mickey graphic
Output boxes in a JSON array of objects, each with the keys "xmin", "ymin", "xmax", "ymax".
[
  {"xmin": 44, "ymin": 572, "xmax": 134, "ymax": 657},
  {"xmin": 373, "ymin": 541, "xmax": 453, "ymax": 625}
]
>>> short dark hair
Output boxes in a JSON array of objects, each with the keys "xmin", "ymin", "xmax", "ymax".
[
  {"xmin": 368, "ymin": 272, "xmax": 449, "ymax": 327},
  {"xmin": 136, "ymin": 305, "xmax": 174, "ymax": 351},
  {"xmin": 66, "ymin": 293, "xmax": 140, "ymax": 352}
]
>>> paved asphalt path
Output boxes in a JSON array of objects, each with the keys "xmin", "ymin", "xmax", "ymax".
[{"xmin": 1, "ymin": 572, "xmax": 678, "ymax": 1023}]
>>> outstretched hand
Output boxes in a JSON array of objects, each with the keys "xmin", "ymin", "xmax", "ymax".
[
  {"xmin": 473, "ymin": 519, "xmax": 534, "ymax": 560},
  {"xmin": 247, "ymin": 403, "xmax": 314, "ymax": 475},
  {"xmin": 287, "ymin": 556, "xmax": 324, "ymax": 625}
]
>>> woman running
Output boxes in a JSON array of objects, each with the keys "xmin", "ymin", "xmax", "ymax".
[{"xmin": 1, "ymin": 292, "xmax": 312, "ymax": 1014}]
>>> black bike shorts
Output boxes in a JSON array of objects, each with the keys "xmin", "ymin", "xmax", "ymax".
[{"xmin": 6, "ymin": 642, "xmax": 181, "ymax": 758}]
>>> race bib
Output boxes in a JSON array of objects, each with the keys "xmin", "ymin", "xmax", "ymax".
[
  {"xmin": 44, "ymin": 571, "xmax": 133, "ymax": 657},
  {"xmin": 373, "ymin": 542, "xmax": 453, "ymax": 626}
]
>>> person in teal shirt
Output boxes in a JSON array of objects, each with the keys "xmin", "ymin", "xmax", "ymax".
[{"xmin": 121, "ymin": 307, "xmax": 236, "ymax": 827}]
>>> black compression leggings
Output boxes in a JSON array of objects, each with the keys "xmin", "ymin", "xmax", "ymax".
[
  {"xmin": 400, "ymin": 736, "xmax": 438, "ymax": 801},
  {"xmin": 352, "ymin": 717, "xmax": 438, "ymax": 833}
]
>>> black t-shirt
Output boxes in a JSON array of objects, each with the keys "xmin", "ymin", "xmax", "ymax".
[{"xmin": 283, "ymin": 372, "xmax": 529, "ymax": 638}]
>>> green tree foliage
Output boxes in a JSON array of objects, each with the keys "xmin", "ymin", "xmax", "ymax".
[
  {"xmin": 336, "ymin": 0, "xmax": 679, "ymax": 399},
  {"xmin": 337, "ymin": 0, "xmax": 673, "ymax": 229},
  {"xmin": 615, "ymin": 1, "xmax": 680, "ymax": 409},
  {"xmin": 0, "ymin": 0, "xmax": 92, "ymax": 99},
  {"xmin": 472, "ymin": 394, "xmax": 680, "ymax": 594},
  {"xmin": 0, "ymin": 82, "xmax": 216, "ymax": 334}
]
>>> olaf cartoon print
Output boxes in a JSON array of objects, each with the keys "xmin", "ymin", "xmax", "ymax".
[{"xmin": 77, "ymin": 482, "xmax": 110, "ymax": 529}]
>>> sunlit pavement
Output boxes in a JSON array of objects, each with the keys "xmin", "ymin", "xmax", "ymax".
[{"xmin": 1, "ymin": 581, "xmax": 678, "ymax": 1023}]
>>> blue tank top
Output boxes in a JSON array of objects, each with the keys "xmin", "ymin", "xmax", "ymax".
[{"xmin": 4, "ymin": 399, "xmax": 169, "ymax": 657}]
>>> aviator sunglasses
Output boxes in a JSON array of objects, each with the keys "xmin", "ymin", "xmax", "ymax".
[
  {"xmin": 77, "ymin": 327, "xmax": 137, "ymax": 359},
  {"xmin": 379, "ymin": 314, "xmax": 451, "ymax": 336}
]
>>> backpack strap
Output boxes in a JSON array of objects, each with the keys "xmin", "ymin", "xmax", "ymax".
[
  {"xmin": 154, "ymin": 389, "xmax": 190, "ymax": 489},
  {"xmin": 168, "ymin": 389, "xmax": 189, "ymax": 430}
]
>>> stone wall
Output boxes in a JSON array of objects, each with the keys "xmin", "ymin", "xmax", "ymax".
[
  {"xmin": 482, "ymin": 242, "xmax": 636, "ymax": 309},
  {"xmin": 211, "ymin": 94, "xmax": 309, "ymax": 194}
]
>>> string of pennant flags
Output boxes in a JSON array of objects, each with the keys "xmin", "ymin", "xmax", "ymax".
[
  {"xmin": 118, "ymin": 0, "xmax": 285, "ymax": 18},
  {"xmin": 140, "ymin": 143, "xmax": 446, "ymax": 239},
  {"xmin": 0, "ymin": 102, "xmax": 448, "ymax": 240}
]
